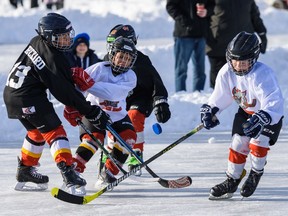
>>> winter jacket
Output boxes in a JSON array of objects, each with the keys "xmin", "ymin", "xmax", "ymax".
[
  {"xmin": 166, "ymin": 0, "xmax": 214, "ymax": 38},
  {"xmin": 206, "ymin": 0, "xmax": 267, "ymax": 57},
  {"xmin": 65, "ymin": 49, "xmax": 101, "ymax": 69}
]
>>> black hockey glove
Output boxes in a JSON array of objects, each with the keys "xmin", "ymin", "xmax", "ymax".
[
  {"xmin": 259, "ymin": 33, "xmax": 267, "ymax": 54},
  {"xmin": 153, "ymin": 99, "xmax": 171, "ymax": 123},
  {"xmin": 242, "ymin": 110, "xmax": 271, "ymax": 139},
  {"xmin": 200, "ymin": 104, "xmax": 220, "ymax": 130},
  {"xmin": 85, "ymin": 105, "xmax": 111, "ymax": 130}
]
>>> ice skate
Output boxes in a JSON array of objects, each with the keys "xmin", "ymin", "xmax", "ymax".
[
  {"xmin": 209, "ymin": 169, "xmax": 246, "ymax": 200},
  {"xmin": 95, "ymin": 165, "xmax": 117, "ymax": 190},
  {"xmin": 14, "ymin": 157, "xmax": 49, "ymax": 191},
  {"xmin": 128, "ymin": 150, "xmax": 143, "ymax": 176},
  {"xmin": 240, "ymin": 169, "xmax": 263, "ymax": 198},
  {"xmin": 60, "ymin": 162, "xmax": 86, "ymax": 195},
  {"xmin": 57, "ymin": 161, "xmax": 87, "ymax": 195}
]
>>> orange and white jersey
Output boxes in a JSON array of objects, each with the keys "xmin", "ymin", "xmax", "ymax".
[
  {"xmin": 84, "ymin": 61, "xmax": 137, "ymax": 122},
  {"xmin": 208, "ymin": 62, "xmax": 284, "ymax": 125}
]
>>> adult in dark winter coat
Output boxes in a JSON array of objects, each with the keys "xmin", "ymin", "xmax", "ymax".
[
  {"xmin": 66, "ymin": 32, "xmax": 101, "ymax": 69},
  {"xmin": 3, "ymin": 13, "xmax": 110, "ymax": 193},
  {"xmin": 104, "ymin": 24, "xmax": 171, "ymax": 176},
  {"xmin": 166, "ymin": 0, "xmax": 214, "ymax": 92},
  {"xmin": 206, "ymin": 0, "xmax": 267, "ymax": 89}
]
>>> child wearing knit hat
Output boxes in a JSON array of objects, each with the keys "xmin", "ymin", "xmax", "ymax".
[
  {"xmin": 66, "ymin": 32, "xmax": 101, "ymax": 69},
  {"xmin": 74, "ymin": 33, "xmax": 90, "ymax": 49}
]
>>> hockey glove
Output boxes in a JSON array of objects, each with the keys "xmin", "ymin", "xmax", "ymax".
[
  {"xmin": 71, "ymin": 67, "xmax": 95, "ymax": 91},
  {"xmin": 242, "ymin": 110, "xmax": 271, "ymax": 139},
  {"xmin": 85, "ymin": 105, "xmax": 111, "ymax": 130},
  {"xmin": 64, "ymin": 106, "xmax": 83, "ymax": 127},
  {"xmin": 258, "ymin": 33, "xmax": 267, "ymax": 54},
  {"xmin": 200, "ymin": 104, "xmax": 220, "ymax": 130},
  {"xmin": 153, "ymin": 98, "xmax": 171, "ymax": 123}
]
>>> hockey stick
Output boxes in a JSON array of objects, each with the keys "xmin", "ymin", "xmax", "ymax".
[
  {"xmin": 106, "ymin": 124, "xmax": 192, "ymax": 188},
  {"xmin": 75, "ymin": 120, "xmax": 158, "ymax": 183},
  {"xmin": 51, "ymin": 123, "xmax": 203, "ymax": 204}
]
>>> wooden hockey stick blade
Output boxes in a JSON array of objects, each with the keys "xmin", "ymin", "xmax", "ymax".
[{"xmin": 159, "ymin": 176, "xmax": 192, "ymax": 188}]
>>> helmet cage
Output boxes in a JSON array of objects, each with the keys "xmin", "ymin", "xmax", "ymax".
[
  {"xmin": 50, "ymin": 27, "xmax": 75, "ymax": 51},
  {"xmin": 226, "ymin": 56, "xmax": 257, "ymax": 76},
  {"xmin": 108, "ymin": 37, "xmax": 137, "ymax": 74}
]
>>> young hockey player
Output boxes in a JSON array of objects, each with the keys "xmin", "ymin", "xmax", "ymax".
[
  {"xmin": 200, "ymin": 31, "xmax": 284, "ymax": 199},
  {"xmin": 104, "ymin": 24, "xmax": 171, "ymax": 176},
  {"xmin": 3, "ymin": 13, "xmax": 110, "ymax": 192},
  {"xmin": 64, "ymin": 36, "xmax": 138, "ymax": 185}
]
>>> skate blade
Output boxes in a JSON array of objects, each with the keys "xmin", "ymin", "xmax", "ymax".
[
  {"xmin": 14, "ymin": 182, "xmax": 48, "ymax": 191},
  {"xmin": 209, "ymin": 193, "xmax": 234, "ymax": 200}
]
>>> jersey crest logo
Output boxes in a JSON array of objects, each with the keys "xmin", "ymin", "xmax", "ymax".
[
  {"xmin": 232, "ymin": 87, "xmax": 256, "ymax": 109},
  {"xmin": 100, "ymin": 100, "xmax": 122, "ymax": 112}
]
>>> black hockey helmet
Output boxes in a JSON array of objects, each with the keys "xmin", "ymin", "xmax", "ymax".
[
  {"xmin": 226, "ymin": 31, "xmax": 260, "ymax": 76},
  {"xmin": 37, "ymin": 13, "xmax": 75, "ymax": 51},
  {"xmin": 107, "ymin": 24, "xmax": 138, "ymax": 45},
  {"xmin": 108, "ymin": 36, "xmax": 137, "ymax": 74}
]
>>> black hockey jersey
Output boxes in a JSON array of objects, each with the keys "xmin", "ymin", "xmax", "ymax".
[{"xmin": 3, "ymin": 35, "xmax": 93, "ymax": 119}]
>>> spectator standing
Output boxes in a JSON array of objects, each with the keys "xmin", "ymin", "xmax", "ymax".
[
  {"xmin": 66, "ymin": 33, "xmax": 101, "ymax": 69},
  {"xmin": 9, "ymin": 0, "xmax": 23, "ymax": 8},
  {"xmin": 206, "ymin": 0, "xmax": 267, "ymax": 89},
  {"xmin": 31, "ymin": 0, "xmax": 39, "ymax": 8},
  {"xmin": 44, "ymin": 0, "xmax": 64, "ymax": 10},
  {"xmin": 166, "ymin": 0, "xmax": 213, "ymax": 92}
]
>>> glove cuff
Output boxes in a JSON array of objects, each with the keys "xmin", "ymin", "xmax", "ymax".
[
  {"xmin": 153, "ymin": 98, "xmax": 168, "ymax": 107},
  {"xmin": 255, "ymin": 110, "xmax": 271, "ymax": 125},
  {"xmin": 211, "ymin": 106, "xmax": 219, "ymax": 115}
]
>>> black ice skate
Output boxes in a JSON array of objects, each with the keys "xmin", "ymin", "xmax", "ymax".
[
  {"xmin": 209, "ymin": 169, "xmax": 246, "ymax": 200},
  {"xmin": 240, "ymin": 169, "xmax": 263, "ymax": 198},
  {"xmin": 57, "ymin": 161, "xmax": 87, "ymax": 195},
  {"xmin": 15, "ymin": 156, "xmax": 49, "ymax": 191}
]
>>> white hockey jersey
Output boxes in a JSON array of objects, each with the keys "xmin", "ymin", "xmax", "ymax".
[
  {"xmin": 208, "ymin": 62, "xmax": 284, "ymax": 125},
  {"xmin": 84, "ymin": 61, "xmax": 137, "ymax": 122}
]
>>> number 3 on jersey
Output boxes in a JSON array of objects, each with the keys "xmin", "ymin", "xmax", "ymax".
[{"xmin": 6, "ymin": 62, "xmax": 31, "ymax": 89}]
